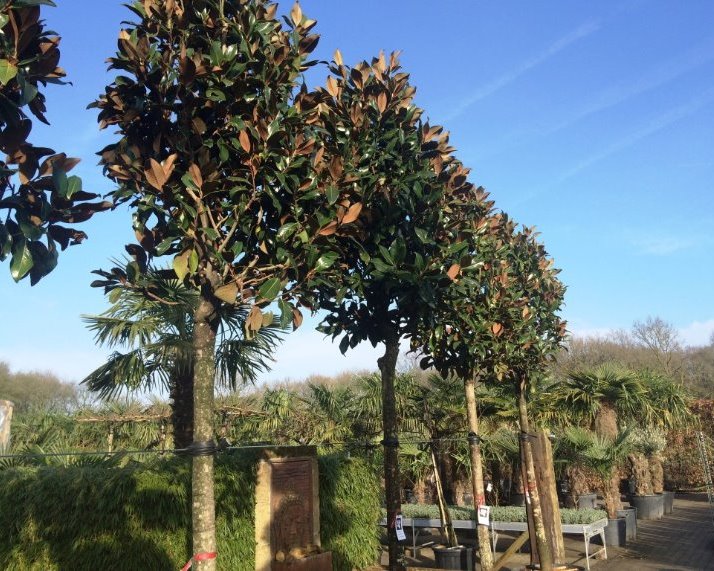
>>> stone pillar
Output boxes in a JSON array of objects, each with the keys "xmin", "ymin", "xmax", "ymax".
[
  {"xmin": 254, "ymin": 447, "xmax": 329, "ymax": 571},
  {"xmin": 0, "ymin": 400, "xmax": 13, "ymax": 453}
]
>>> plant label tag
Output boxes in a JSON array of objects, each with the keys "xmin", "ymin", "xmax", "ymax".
[
  {"xmin": 486, "ymin": 482, "xmax": 493, "ymax": 492},
  {"xmin": 477, "ymin": 505, "xmax": 490, "ymax": 526},
  {"xmin": 395, "ymin": 515, "xmax": 407, "ymax": 541}
]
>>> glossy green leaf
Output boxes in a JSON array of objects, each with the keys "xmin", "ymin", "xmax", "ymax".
[
  {"xmin": 66, "ymin": 175, "xmax": 82, "ymax": 199},
  {"xmin": 276, "ymin": 222, "xmax": 297, "ymax": 242},
  {"xmin": 258, "ymin": 277, "xmax": 282, "ymax": 301},
  {"xmin": 315, "ymin": 251, "xmax": 338, "ymax": 273},
  {"xmin": 326, "ymin": 185, "xmax": 339, "ymax": 205},
  {"xmin": 0, "ymin": 60, "xmax": 18, "ymax": 86},
  {"xmin": 10, "ymin": 239, "xmax": 34, "ymax": 282},
  {"xmin": 173, "ymin": 251, "xmax": 189, "ymax": 281}
]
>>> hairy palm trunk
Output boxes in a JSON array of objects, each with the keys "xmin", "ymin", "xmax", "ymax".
[
  {"xmin": 649, "ymin": 454, "xmax": 664, "ymax": 494},
  {"xmin": 191, "ymin": 291, "xmax": 220, "ymax": 570},
  {"xmin": 517, "ymin": 380, "xmax": 553, "ymax": 571},
  {"xmin": 170, "ymin": 368, "xmax": 194, "ymax": 449},
  {"xmin": 464, "ymin": 376, "xmax": 493, "ymax": 570},
  {"xmin": 629, "ymin": 453, "xmax": 652, "ymax": 496},
  {"xmin": 594, "ymin": 402, "xmax": 618, "ymax": 441},
  {"xmin": 378, "ymin": 327, "xmax": 404, "ymax": 571},
  {"xmin": 602, "ymin": 471, "xmax": 622, "ymax": 519}
]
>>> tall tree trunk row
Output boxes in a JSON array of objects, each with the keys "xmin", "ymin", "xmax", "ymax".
[
  {"xmin": 378, "ymin": 328, "xmax": 404, "ymax": 571},
  {"xmin": 464, "ymin": 376, "xmax": 494, "ymax": 571},
  {"xmin": 517, "ymin": 381, "xmax": 554, "ymax": 571},
  {"xmin": 191, "ymin": 291, "xmax": 220, "ymax": 571}
]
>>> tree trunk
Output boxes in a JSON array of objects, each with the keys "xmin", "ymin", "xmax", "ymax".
[
  {"xmin": 649, "ymin": 454, "xmax": 664, "ymax": 494},
  {"xmin": 432, "ymin": 446, "xmax": 458, "ymax": 547},
  {"xmin": 517, "ymin": 380, "xmax": 554, "ymax": 571},
  {"xmin": 629, "ymin": 453, "xmax": 652, "ymax": 496},
  {"xmin": 171, "ymin": 368, "xmax": 195, "ymax": 449},
  {"xmin": 602, "ymin": 471, "xmax": 622, "ymax": 519},
  {"xmin": 464, "ymin": 376, "xmax": 493, "ymax": 570},
  {"xmin": 107, "ymin": 424, "xmax": 114, "ymax": 453},
  {"xmin": 594, "ymin": 402, "xmax": 618, "ymax": 441},
  {"xmin": 191, "ymin": 292, "xmax": 220, "ymax": 571},
  {"xmin": 378, "ymin": 327, "xmax": 404, "ymax": 571}
]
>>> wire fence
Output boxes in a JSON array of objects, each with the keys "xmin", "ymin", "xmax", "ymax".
[{"xmin": 0, "ymin": 434, "xmax": 492, "ymax": 460}]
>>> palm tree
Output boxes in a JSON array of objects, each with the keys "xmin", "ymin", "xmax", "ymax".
[
  {"xmin": 562, "ymin": 427, "xmax": 633, "ymax": 519},
  {"xmin": 83, "ymin": 268, "xmax": 283, "ymax": 448},
  {"xmin": 546, "ymin": 366, "xmax": 652, "ymax": 440}
]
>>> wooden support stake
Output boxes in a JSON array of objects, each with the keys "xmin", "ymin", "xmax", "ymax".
[{"xmin": 492, "ymin": 530, "xmax": 529, "ymax": 571}]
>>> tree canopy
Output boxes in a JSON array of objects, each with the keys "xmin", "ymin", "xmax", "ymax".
[{"xmin": 0, "ymin": 1, "xmax": 111, "ymax": 284}]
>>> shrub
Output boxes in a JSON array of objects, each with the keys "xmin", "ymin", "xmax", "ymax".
[
  {"xmin": 395, "ymin": 503, "xmax": 606, "ymax": 524},
  {"xmin": 0, "ymin": 452, "xmax": 380, "ymax": 570},
  {"xmin": 319, "ymin": 454, "xmax": 381, "ymax": 571}
]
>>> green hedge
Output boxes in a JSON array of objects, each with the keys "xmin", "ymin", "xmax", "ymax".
[
  {"xmin": 0, "ymin": 452, "xmax": 380, "ymax": 571},
  {"xmin": 396, "ymin": 503, "xmax": 607, "ymax": 525}
]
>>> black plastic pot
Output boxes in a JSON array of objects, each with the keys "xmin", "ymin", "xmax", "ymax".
[
  {"xmin": 510, "ymin": 492, "xmax": 526, "ymax": 506},
  {"xmin": 603, "ymin": 517, "xmax": 627, "ymax": 547},
  {"xmin": 616, "ymin": 507, "xmax": 637, "ymax": 541},
  {"xmin": 433, "ymin": 545, "xmax": 473, "ymax": 570},
  {"xmin": 577, "ymin": 492, "xmax": 597, "ymax": 509},
  {"xmin": 662, "ymin": 491, "xmax": 675, "ymax": 514},
  {"xmin": 631, "ymin": 494, "xmax": 664, "ymax": 520}
]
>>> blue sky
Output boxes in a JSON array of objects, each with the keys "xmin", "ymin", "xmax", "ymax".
[{"xmin": 1, "ymin": 0, "xmax": 712, "ymax": 384}]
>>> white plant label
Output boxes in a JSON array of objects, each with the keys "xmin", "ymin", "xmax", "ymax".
[
  {"xmin": 395, "ymin": 515, "xmax": 407, "ymax": 541},
  {"xmin": 477, "ymin": 505, "xmax": 491, "ymax": 526},
  {"xmin": 486, "ymin": 482, "xmax": 493, "ymax": 492}
]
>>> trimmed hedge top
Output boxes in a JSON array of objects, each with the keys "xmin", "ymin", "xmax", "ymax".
[{"xmin": 395, "ymin": 503, "xmax": 607, "ymax": 525}]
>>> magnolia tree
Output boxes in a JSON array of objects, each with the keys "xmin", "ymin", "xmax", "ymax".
[
  {"xmin": 417, "ymin": 216, "xmax": 566, "ymax": 570},
  {"xmin": 91, "ymin": 1, "xmax": 349, "ymax": 567},
  {"xmin": 313, "ymin": 51, "xmax": 485, "ymax": 568},
  {"xmin": 0, "ymin": 1, "xmax": 110, "ymax": 283},
  {"xmin": 491, "ymin": 226, "xmax": 566, "ymax": 570}
]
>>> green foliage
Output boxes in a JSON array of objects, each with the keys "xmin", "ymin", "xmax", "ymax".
[
  {"xmin": 416, "ymin": 215, "xmax": 567, "ymax": 386},
  {"xmin": 83, "ymin": 266, "xmax": 284, "ymax": 397},
  {"xmin": 0, "ymin": 2, "xmax": 110, "ymax": 283},
  {"xmin": 396, "ymin": 503, "xmax": 606, "ymax": 525},
  {"xmin": 0, "ymin": 453, "xmax": 380, "ymax": 571},
  {"xmin": 319, "ymin": 454, "xmax": 381, "ymax": 571},
  {"xmin": 90, "ymin": 0, "xmax": 345, "ymax": 328},
  {"xmin": 316, "ymin": 51, "xmax": 488, "ymax": 352}
]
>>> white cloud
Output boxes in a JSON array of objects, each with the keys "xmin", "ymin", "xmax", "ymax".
[
  {"xmin": 633, "ymin": 236, "xmax": 697, "ymax": 256},
  {"xmin": 443, "ymin": 21, "xmax": 600, "ymax": 121},
  {"xmin": 255, "ymin": 328, "xmax": 384, "ymax": 384},
  {"xmin": 678, "ymin": 319, "xmax": 714, "ymax": 347}
]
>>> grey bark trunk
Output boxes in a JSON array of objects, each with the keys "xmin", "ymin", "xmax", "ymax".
[
  {"xmin": 464, "ymin": 376, "xmax": 493, "ymax": 570},
  {"xmin": 191, "ymin": 292, "xmax": 220, "ymax": 570},
  {"xmin": 378, "ymin": 328, "xmax": 405, "ymax": 571},
  {"xmin": 517, "ymin": 381, "xmax": 554, "ymax": 571}
]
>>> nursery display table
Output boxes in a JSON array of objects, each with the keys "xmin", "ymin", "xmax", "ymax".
[{"xmin": 379, "ymin": 516, "xmax": 608, "ymax": 571}]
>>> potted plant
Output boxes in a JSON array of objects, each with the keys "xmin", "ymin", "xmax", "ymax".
[
  {"xmin": 429, "ymin": 444, "xmax": 474, "ymax": 570},
  {"xmin": 563, "ymin": 427, "xmax": 633, "ymax": 547},
  {"xmin": 628, "ymin": 428, "xmax": 666, "ymax": 520}
]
